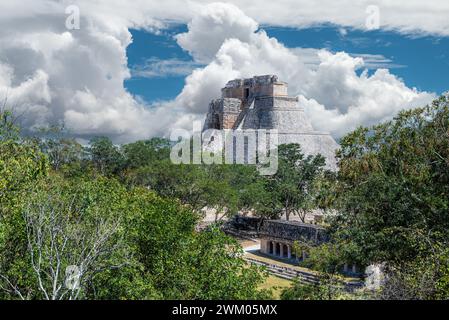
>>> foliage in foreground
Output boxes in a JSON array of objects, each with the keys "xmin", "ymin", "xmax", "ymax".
[
  {"xmin": 280, "ymin": 94, "xmax": 449, "ymax": 300},
  {"xmin": 2, "ymin": 93, "xmax": 449, "ymax": 300},
  {"xmin": 0, "ymin": 115, "xmax": 269, "ymax": 300},
  {"xmin": 325, "ymin": 94, "xmax": 449, "ymax": 299}
]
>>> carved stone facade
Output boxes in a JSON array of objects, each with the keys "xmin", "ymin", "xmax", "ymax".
[
  {"xmin": 259, "ymin": 220, "xmax": 328, "ymax": 261},
  {"xmin": 223, "ymin": 216, "xmax": 327, "ymax": 261},
  {"xmin": 203, "ymin": 75, "xmax": 339, "ymax": 170},
  {"xmin": 204, "ymin": 98, "xmax": 242, "ymax": 129},
  {"xmin": 224, "ymin": 217, "xmax": 361, "ymax": 274}
]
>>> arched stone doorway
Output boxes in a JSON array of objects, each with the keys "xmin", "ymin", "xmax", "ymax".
[
  {"xmin": 282, "ymin": 244, "xmax": 289, "ymax": 258},
  {"xmin": 275, "ymin": 243, "xmax": 281, "ymax": 256}
]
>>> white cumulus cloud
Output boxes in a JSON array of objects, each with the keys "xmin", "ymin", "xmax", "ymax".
[
  {"xmin": 170, "ymin": 3, "xmax": 435, "ymax": 137},
  {"xmin": 0, "ymin": 1, "xmax": 440, "ymax": 142}
]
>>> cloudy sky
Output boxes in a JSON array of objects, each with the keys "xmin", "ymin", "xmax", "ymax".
[{"xmin": 0, "ymin": 1, "xmax": 448, "ymax": 143}]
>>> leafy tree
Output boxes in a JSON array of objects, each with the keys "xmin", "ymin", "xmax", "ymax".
[
  {"xmin": 314, "ymin": 171, "xmax": 338, "ymax": 215},
  {"xmin": 1, "ymin": 172, "xmax": 270, "ymax": 300},
  {"xmin": 0, "ymin": 110, "xmax": 20, "ymax": 141},
  {"xmin": 281, "ymin": 278, "xmax": 335, "ymax": 300},
  {"xmin": 0, "ymin": 176, "xmax": 134, "ymax": 300},
  {"xmin": 127, "ymin": 161, "xmax": 205, "ymax": 210},
  {"xmin": 122, "ymin": 138, "xmax": 171, "ymax": 169},
  {"xmin": 127, "ymin": 162, "xmax": 239, "ymax": 220},
  {"xmin": 187, "ymin": 226, "xmax": 269, "ymax": 299},
  {"xmin": 282, "ymin": 242, "xmax": 358, "ymax": 300},
  {"xmin": 327, "ymin": 94, "xmax": 449, "ymax": 299},
  {"xmin": 35, "ymin": 125, "xmax": 86, "ymax": 177},
  {"xmin": 0, "ymin": 109, "xmax": 271, "ymax": 300},
  {"xmin": 113, "ymin": 187, "xmax": 268, "ymax": 299},
  {"xmin": 0, "ymin": 111, "xmax": 48, "ymax": 216},
  {"xmin": 334, "ymin": 94, "xmax": 449, "ymax": 266},
  {"xmin": 264, "ymin": 144, "xmax": 326, "ymax": 221},
  {"xmin": 223, "ymin": 164, "xmax": 271, "ymax": 216},
  {"xmin": 89, "ymin": 137, "xmax": 125, "ymax": 176},
  {"xmin": 0, "ymin": 110, "xmax": 48, "ymax": 299}
]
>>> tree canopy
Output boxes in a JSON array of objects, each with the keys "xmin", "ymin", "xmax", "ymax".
[{"xmin": 0, "ymin": 111, "xmax": 270, "ymax": 300}]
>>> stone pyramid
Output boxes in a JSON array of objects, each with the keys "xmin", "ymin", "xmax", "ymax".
[{"xmin": 203, "ymin": 75, "xmax": 339, "ymax": 170}]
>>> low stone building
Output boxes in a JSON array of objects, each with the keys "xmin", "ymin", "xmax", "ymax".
[
  {"xmin": 223, "ymin": 216, "xmax": 327, "ymax": 261},
  {"xmin": 259, "ymin": 220, "xmax": 328, "ymax": 261},
  {"xmin": 223, "ymin": 216, "xmax": 360, "ymax": 274}
]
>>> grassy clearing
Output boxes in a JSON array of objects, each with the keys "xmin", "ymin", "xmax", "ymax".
[{"xmin": 259, "ymin": 275, "xmax": 292, "ymax": 300}]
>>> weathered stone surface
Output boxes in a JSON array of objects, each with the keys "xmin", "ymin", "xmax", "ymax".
[
  {"xmin": 259, "ymin": 220, "xmax": 328, "ymax": 244},
  {"xmin": 203, "ymin": 75, "xmax": 339, "ymax": 170},
  {"xmin": 203, "ymin": 98, "xmax": 242, "ymax": 129},
  {"xmin": 223, "ymin": 215, "xmax": 328, "ymax": 245}
]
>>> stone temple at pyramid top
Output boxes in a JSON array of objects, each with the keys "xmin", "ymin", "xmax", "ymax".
[{"xmin": 203, "ymin": 75, "xmax": 339, "ymax": 170}]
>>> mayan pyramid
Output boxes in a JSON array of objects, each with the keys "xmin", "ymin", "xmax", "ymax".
[{"xmin": 203, "ymin": 75, "xmax": 339, "ymax": 170}]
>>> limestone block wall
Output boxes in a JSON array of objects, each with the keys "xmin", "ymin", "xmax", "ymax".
[
  {"xmin": 204, "ymin": 98, "xmax": 242, "ymax": 130},
  {"xmin": 222, "ymin": 113, "xmax": 240, "ymax": 129},
  {"xmin": 221, "ymin": 75, "xmax": 287, "ymax": 107},
  {"xmin": 237, "ymin": 95, "xmax": 339, "ymax": 170},
  {"xmin": 272, "ymin": 83, "xmax": 288, "ymax": 96},
  {"xmin": 222, "ymin": 85, "xmax": 244, "ymax": 100},
  {"xmin": 259, "ymin": 220, "xmax": 329, "ymax": 244},
  {"xmin": 224, "ymin": 216, "xmax": 328, "ymax": 245},
  {"xmin": 247, "ymin": 96, "xmax": 314, "ymax": 132}
]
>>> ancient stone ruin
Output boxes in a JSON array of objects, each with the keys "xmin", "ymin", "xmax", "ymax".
[
  {"xmin": 224, "ymin": 215, "xmax": 362, "ymax": 277},
  {"xmin": 224, "ymin": 216, "xmax": 327, "ymax": 261},
  {"xmin": 203, "ymin": 75, "xmax": 339, "ymax": 170}
]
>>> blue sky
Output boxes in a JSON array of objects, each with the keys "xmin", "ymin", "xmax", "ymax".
[
  {"xmin": 125, "ymin": 25, "xmax": 190, "ymax": 103},
  {"xmin": 3, "ymin": 1, "xmax": 448, "ymax": 142},
  {"xmin": 126, "ymin": 25, "xmax": 449, "ymax": 104}
]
